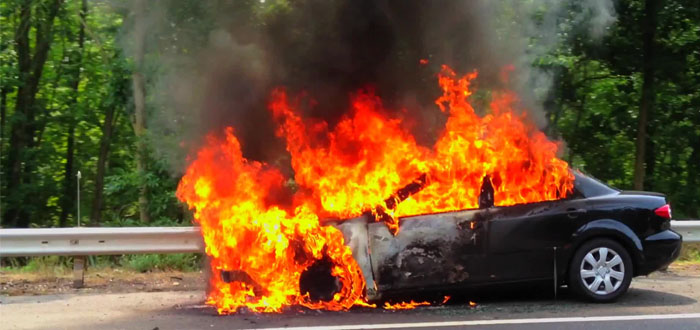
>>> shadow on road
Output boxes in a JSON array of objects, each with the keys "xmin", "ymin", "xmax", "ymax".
[{"xmin": 620, "ymin": 287, "xmax": 697, "ymax": 306}]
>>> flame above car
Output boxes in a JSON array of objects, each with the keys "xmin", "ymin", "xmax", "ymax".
[{"xmin": 176, "ymin": 65, "xmax": 574, "ymax": 314}]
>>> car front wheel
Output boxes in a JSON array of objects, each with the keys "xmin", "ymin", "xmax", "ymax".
[{"xmin": 568, "ymin": 238, "xmax": 633, "ymax": 302}]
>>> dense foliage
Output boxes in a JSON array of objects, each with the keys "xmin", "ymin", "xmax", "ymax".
[{"xmin": 0, "ymin": 0, "xmax": 698, "ymax": 229}]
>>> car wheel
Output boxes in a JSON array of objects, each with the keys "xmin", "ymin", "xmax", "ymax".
[{"xmin": 568, "ymin": 238, "xmax": 633, "ymax": 302}]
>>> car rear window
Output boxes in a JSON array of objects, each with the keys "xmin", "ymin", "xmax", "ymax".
[{"xmin": 573, "ymin": 171, "xmax": 619, "ymax": 198}]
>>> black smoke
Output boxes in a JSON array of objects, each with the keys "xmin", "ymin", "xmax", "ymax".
[{"xmin": 130, "ymin": 0, "xmax": 614, "ymax": 170}]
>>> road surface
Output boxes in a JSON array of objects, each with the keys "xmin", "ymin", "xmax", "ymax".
[{"xmin": 2, "ymin": 271, "xmax": 699, "ymax": 330}]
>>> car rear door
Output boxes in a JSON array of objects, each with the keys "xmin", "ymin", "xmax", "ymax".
[{"xmin": 485, "ymin": 198, "xmax": 587, "ymax": 282}]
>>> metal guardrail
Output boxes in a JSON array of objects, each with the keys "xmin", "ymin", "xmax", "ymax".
[
  {"xmin": 0, "ymin": 226, "xmax": 203, "ymax": 257},
  {"xmin": 671, "ymin": 220, "xmax": 700, "ymax": 243},
  {"xmin": 1, "ymin": 221, "xmax": 698, "ymax": 258},
  {"xmin": 0, "ymin": 221, "xmax": 698, "ymax": 258}
]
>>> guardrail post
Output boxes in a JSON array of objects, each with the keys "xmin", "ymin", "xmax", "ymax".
[{"xmin": 73, "ymin": 256, "xmax": 86, "ymax": 288}]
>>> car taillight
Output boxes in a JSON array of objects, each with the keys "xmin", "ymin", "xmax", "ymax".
[{"xmin": 654, "ymin": 204, "xmax": 672, "ymax": 219}]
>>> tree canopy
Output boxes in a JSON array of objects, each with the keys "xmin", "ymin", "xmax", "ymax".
[{"xmin": 0, "ymin": 0, "xmax": 698, "ymax": 229}]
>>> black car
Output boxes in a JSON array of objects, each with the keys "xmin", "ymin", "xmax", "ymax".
[{"xmin": 329, "ymin": 171, "xmax": 682, "ymax": 303}]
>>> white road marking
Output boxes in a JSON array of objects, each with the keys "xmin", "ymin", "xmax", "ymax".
[{"xmin": 249, "ymin": 313, "xmax": 700, "ymax": 330}]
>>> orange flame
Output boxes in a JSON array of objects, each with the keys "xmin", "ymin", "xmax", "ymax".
[
  {"xmin": 383, "ymin": 300, "xmax": 432, "ymax": 310},
  {"xmin": 176, "ymin": 65, "xmax": 574, "ymax": 314},
  {"xmin": 176, "ymin": 130, "xmax": 368, "ymax": 313}
]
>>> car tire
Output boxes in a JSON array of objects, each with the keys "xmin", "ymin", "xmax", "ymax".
[{"xmin": 568, "ymin": 238, "xmax": 633, "ymax": 302}]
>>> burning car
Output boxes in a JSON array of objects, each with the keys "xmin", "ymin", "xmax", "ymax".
[
  {"xmin": 300, "ymin": 171, "xmax": 681, "ymax": 304},
  {"xmin": 177, "ymin": 65, "xmax": 681, "ymax": 313},
  {"xmin": 220, "ymin": 170, "xmax": 682, "ymax": 304}
]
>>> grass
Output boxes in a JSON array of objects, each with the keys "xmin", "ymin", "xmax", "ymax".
[
  {"xmin": 0, "ymin": 256, "xmax": 72, "ymax": 276},
  {"xmin": 120, "ymin": 253, "xmax": 202, "ymax": 272},
  {"xmin": 0, "ymin": 253, "xmax": 202, "ymax": 274},
  {"xmin": 678, "ymin": 243, "xmax": 700, "ymax": 262}
]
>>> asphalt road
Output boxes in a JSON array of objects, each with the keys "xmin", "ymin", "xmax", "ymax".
[{"xmin": 2, "ymin": 271, "xmax": 700, "ymax": 330}]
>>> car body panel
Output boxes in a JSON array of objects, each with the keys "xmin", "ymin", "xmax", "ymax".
[
  {"xmin": 485, "ymin": 199, "xmax": 583, "ymax": 282},
  {"xmin": 639, "ymin": 229, "xmax": 682, "ymax": 275}
]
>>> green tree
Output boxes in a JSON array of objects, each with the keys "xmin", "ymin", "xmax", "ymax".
[{"xmin": 4, "ymin": 0, "xmax": 63, "ymax": 227}]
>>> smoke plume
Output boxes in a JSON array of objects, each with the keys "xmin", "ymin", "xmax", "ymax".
[{"xmin": 120, "ymin": 0, "xmax": 616, "ymax": 173}]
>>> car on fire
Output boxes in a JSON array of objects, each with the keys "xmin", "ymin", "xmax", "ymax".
[{"xmin": 225, "ymin": 170, "xmax": 683, "ymax": 303}]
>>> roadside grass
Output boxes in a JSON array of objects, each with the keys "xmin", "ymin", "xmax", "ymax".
[
  {"xmin": 0, "ymin": 253, "xmax": 202, "ymax": 274},
  {"xmin": 120, "ymin": 253, "xmax": 201, "ymax": 272},
  {"xmin": 0, "ymin": 256, "xmax": 72, "ymax": 276},
  {"xmin": 678, "ymin": 243, "xmax": 700, "ymax": 263}
]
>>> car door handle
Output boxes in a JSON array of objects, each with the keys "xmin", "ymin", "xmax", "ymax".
[{"xmin": 566, "ymin": 208, "xmax": 587, "ymax": 218}]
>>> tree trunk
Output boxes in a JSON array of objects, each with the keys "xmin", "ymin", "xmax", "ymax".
[
  {"xmin": 1, "ymin": 87, "xmax": 6, "ymax": 141},
  {"xmin": 59, "ymin": 0, "xmax": 87, "ymax": 227},
  {"xmin": 1, "ymin": 86, "xmax": 6, "ymax": 161},
  {"xmin": 58, "ymin": 124, "xmax": 76, "ymax": 226},
  {"xmin": 643, "ymin": 127, "xmax": 656, "ymax": 191},
  {"xmin": 687, "ymin": 136, "xmax": 700, "ymax": 219},
  {"xmin": 4, "ymin": 0, "xmax": 63, "ymax": 227},
  {"xmin": 131, "ymin": 0, "xmax": 150, "ymax": 223},
  {"xmin": 633, "ymin": 0, "xmax": 660, "ymax": 190},
  {"xmin": 567, "ymin": 97, "xmax": 586, "ymax": 165},
  {"xmin": 90, "ymin": 103, "xmax": 116, "ymax": 226},
  {"xmin": 0, "ymin": 87, "xmax": 6, "ymax": 218},
  {"xmin": 3, "ymin": 0, "xmax": 32, "ymax": 228}
]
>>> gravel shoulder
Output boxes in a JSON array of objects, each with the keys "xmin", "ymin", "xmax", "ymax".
[{"xmin": 0, "ymin": 268, "xmax": 205, "ymax": 296}]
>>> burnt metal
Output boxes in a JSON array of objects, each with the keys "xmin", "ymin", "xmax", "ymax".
[
  {"xmin": 478, "ymin": 175, "xmax": 494, "ymax": 209},
  {"xmin": 372, "ymin": 173, "xmax": 430, "ymax": 233},
  {"xmin": 334, "ymin": 216, "xmax": 379, "ymax": 300},
  {"xmin": 220, "ymin": 270, "xmax": 267, "ymax": 296},
  {"xmin": 385, "ymin": 173, "xmax": 429, "ymax": 210},
  {"xmin": 367, "ymin": 209, "xmax": 487, "ymax": 292}
]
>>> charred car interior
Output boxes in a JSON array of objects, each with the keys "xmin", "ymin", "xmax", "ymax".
[{"xmin": 223, "ymin": 170, "xmax": 682, "ymax": 303}]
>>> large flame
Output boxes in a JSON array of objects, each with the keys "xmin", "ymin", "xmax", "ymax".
[{"xmin": 176, "ymin": 65, "xmax": 574, "ymax": 314}]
